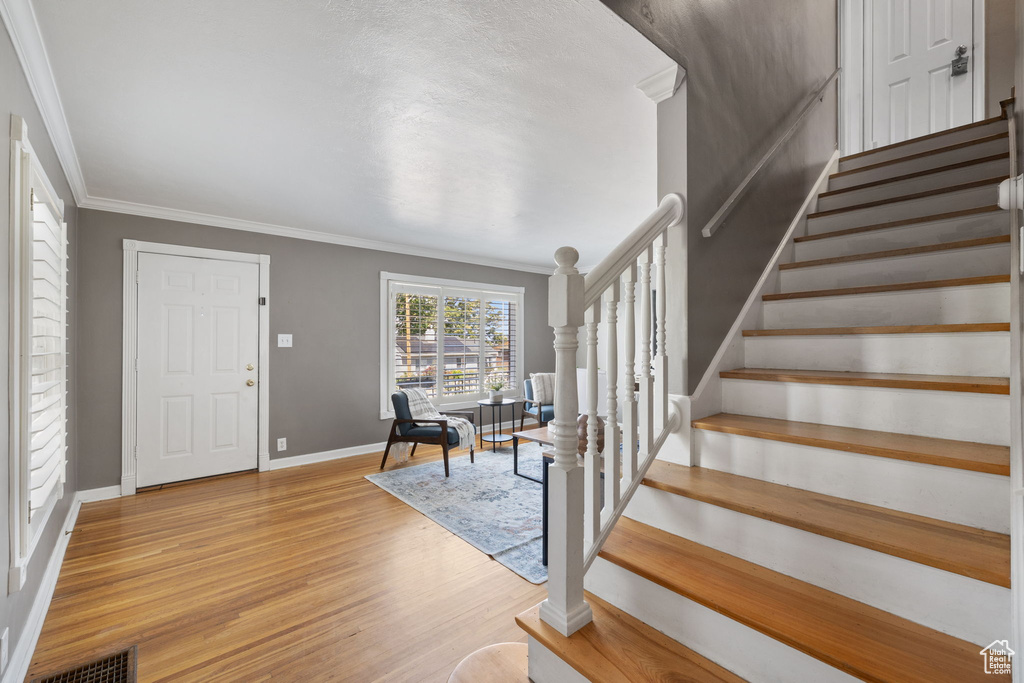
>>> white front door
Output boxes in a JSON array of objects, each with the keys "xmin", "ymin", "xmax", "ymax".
[
  {"xmin": 869, "ymin": 0, "xmax": 976, "ymax": 147},
  {"xmin": 136, "ymin": 253, "xmax": 260, "ymax": 487}
]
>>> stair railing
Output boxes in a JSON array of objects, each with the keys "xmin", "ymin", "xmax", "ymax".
[{"xmin": 539, "ymin": 193, "xmax": 684, "ymax": 636}]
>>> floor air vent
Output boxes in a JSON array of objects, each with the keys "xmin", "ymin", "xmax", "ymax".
[{"xmin": 30, "ymin": 646, "xmax": 137, "ymax": 683}]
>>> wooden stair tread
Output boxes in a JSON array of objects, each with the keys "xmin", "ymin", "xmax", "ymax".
[
  {"xmin": 831, "ymin": 132, "xmax": 1009, "ymax": 179},
  {"xmin": 780, "ymin": 235, "xmax": 1010, "ymax": 270},
  {"xmin": 719, "ymin": 367, "xmax": 1009, "ymax": 395},
  {"xmin": 743, "ymin": 322, "xmax": 1010, "ymax": 336},
  {"xmin": 838, "ymin": 114, "xmax": 1006, "ymax": 163},
  {"xmin": 642, "ymin": 462, "xmax": 1009, "ymax": 585},
  {"xmin": 807, "ymin": 176, "xmax": 1006, "ymax": 219},
  {"xmin": 793, "ymin": 205, "xmax": 1004, "ymax": 243},
  {"xmin": 448, "ymin": 643, "xmax": 527, "ymax": 682},
  {"xmin": 762, "ymin": 274, "xmax": 1010, "ymax": 301},
  {"xmin": 820, "ymin": 152, "xmax": 1010, "ymax": 198},
  {"xmin": 692, "ymin": 413, "xmax": 1010, "ymax": 475},
  {"xmin": 516, "ymin": 592, "xmax": 745, "ymax": 683},
  {"xmin": 600, "ymin": 517, "xmax": 1008, "ymax": 682}
]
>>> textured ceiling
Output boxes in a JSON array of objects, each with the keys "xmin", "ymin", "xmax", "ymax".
[{"xmin": 31, "ymin": 0, "xmax": 672, "ymax": 270}]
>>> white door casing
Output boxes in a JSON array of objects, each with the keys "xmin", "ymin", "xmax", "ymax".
[
  {"xmin": 135, "ymin": 252, "xmax": 260, "ymax": 487},
  {"xmin": 867, "ymin": 0, "xmax": 976, "ymax": 148},
  {"xmin": 122, "ymin": 241, "xmax": 272, "ymax": 497}
]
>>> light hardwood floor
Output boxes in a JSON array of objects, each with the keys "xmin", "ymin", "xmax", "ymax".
[{"xmin": 28, "ymin": 443, "xmax": 544, "ymax": 682}]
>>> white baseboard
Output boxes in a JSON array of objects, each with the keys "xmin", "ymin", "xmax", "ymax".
[
  {"xmin": 77, "ymin": 485, "xmax": 122, "ymax": 503},
  {"xmin": 265, "ymin": 441, "xmax": 390, "ymax": 471},
  {"xmin": 3, "ymin": 492, "xmax": 84, "ymax": 683},
  {"xmin": 265, "ymin": 418, "xmax": 533, "ymax": 472}
]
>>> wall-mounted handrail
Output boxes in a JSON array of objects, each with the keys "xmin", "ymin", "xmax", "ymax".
[{"xmin": 701, "ymin": 67, "xmax": 840, "ymax": 238}]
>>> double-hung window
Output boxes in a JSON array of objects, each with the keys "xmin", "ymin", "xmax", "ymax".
[
  {"xmin": 381, "ymin": 273, "xmax": 524, "ymax": 416},
  {"xmin": 9, "ymin": 117, "xmax": 68, "ymax": 590}
]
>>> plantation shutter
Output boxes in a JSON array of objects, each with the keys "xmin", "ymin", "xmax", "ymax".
[
  {"xmin": 483, "ymin": 297, "xmax": 517, "ymax": 392},
  {"xmin": 27, "ymin": 199, "xmax": 67, "ymax": 519}
]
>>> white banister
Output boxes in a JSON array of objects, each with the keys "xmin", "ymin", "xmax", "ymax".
[
  {"xmin": 584, "ymin": 303, "xmax": 601, "ymax": 547},
  {"xmin": 654, "ymin": 234, "xmax": 669, "ymax": 431},
  {"xmin": 604, "ymin": 284, "xmax": 621, "ymax": 518},
  {"xmin": 638, "ymin": 247, "xmax": 654, "ymax": 455},
  {"xmin": 539, "ymin": 246, "xmax": 593, "ymax": 637},
  {"xmin": 621, "ymin": 264, "xmax": 638, "ymax": 486},
  {"xmin": 541, "ymin": 195, "xmax": 684, "ymax": 636}
]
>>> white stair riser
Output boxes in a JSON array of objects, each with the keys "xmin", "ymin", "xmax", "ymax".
[
  {"xmin": 828, "ymin": 136, "xmax": 1009, "ymax": 190},
  {"xmin": 527, "ymin": 638, "xmax": 590, "ymax": 683},
  {"xmin": 695, "ymin": 430, "xmax": 1010, "ymax": 532},
  {"xmin": 818, "ymin": 157, "xmax": 1010, "ymax": 211},
  {"xmin": 721, "ymin": 379, "xmax": 1010, "ymax": 444},
  {"xmin": 838, "ymin": 120, "xmax": 1008, "ymax": 172},
  {"xmin": 780, "ymin": 244, "xmax": 1008, "ymax": 292},
  {"xmin": 794, "ymin": 212, "xmax": 1009, "ymax": 261},
  {"xmin": 762, "ymin": 284, "xmax": 1010, "ymax": 329},
  {"xmin": 623, "ymin": 486, "xmax": 1010, "ymax": 646},
  {"xmin": 743, "ymin": 332, "xmax": 1010, "ymax": 376},
  {"xmin": 586, "ymin": 558, "xmax": 859, "ymax": 683},
  {"xmin": 806, "ymin": 185, "xmax": 999, "ymax": 235}
]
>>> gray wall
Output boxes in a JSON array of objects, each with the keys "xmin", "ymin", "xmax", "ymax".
[
  {"xmin": 0, "ymin": 23, "xmax": 79, "ymax": 676},
  {"xmin": 601, "ymin": 0, "xmax": 838, "ymax": 392},
  {"xmin": 989, "ymin": 0, "xmax": 1017, "ymax": 116},
  {"xmin": 76, "ymin": 209, "xmax": 554, "ymax": 489}
]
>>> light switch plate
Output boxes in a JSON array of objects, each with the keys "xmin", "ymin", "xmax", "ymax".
[
  {"xmin": 277, "ymin": 437, "xmax": 287, "ymax": 452},
  {"xmin": 277, "ymin": 334, "xmax": 293, "ymax": 348}
]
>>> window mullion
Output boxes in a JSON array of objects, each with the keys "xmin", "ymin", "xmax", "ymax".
[
  {"xmin": 436, "ymin": 288, "xmax": 445, "ymax": 401},
  {"xmin": 478, "ymin": 300, "xmax": 486, "ymax": 396}
]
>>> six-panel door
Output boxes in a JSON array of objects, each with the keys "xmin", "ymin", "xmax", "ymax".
[{"xmin": 136, "ymin": 253, "xmax": 260, "ymax": 487}]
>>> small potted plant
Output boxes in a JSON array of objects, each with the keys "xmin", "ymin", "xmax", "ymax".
[{"xmin": 485, "ymin": 374, "xmax": 507, "ymax": 402}]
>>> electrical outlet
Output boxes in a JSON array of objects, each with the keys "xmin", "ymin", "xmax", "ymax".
[
  {"xmin": 2, "ymin": 627, "xmax": 9, "ymax": 673},
  {"xmin": 277, "ymin": 437, "xmax": 287, "ymax": 452},
  {"xmin": 277, "ymin": 334, "xmax": 293, "ymax": 348}
]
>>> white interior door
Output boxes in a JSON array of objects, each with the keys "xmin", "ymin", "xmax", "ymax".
[
  {"xmin": 136, "ymin": 253, "xmax": 260, "ymax": 486},
  {"xmin": 869, "ymin": 0, "xmax": 976, "ymax": 147}
]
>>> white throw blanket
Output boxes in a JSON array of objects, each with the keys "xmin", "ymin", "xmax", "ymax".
[
  {"xmin": 392, "ymin": 388, "xmax": 475, "ymax": 463},
  {"xmin": 530, "ymin": 372, "xmax": 555, "ymax": 405}
]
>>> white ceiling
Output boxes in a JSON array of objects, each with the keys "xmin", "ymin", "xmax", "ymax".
[{"xmin": 24, "ymin": 0, "xmax": 672, "ymax": 271}]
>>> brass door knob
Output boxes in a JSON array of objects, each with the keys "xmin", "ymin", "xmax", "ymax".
[
  {"xmin": 246, "ymin": 363, "xmax": 254, "ymax": 371},
  {"xmin": 246, "ymin": 379, "xmax": 255, "ymax": 387}
]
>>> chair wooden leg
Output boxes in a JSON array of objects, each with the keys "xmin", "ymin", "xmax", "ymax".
[
  {"xmin": 441, "ymin": 440, "xmax": 450, "ymax": 477},
  {"xmin": 380, "ymin": 436, "xmax": 395, "ymax": 470},
  {"xmin": 519, "ymin": 411, "xmax": 525, "ymax": 431},
  {"xmin": 470, "ymin": 443, "xmax": 474, "ymax": 464},
  {"xmin": 409, "ymin": 443, "xmax": 418, "ymax": 458}
]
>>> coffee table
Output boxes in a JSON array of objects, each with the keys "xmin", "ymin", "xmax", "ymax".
[
  {"xmin": 511, "ymin": 426, "xmax": 555, "ymax": 567},
  {"xmin": 511, "ymin": 426, "xmax": 553, "ymax": 484}
]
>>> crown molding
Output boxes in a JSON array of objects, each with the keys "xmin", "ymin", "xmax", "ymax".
[
  {"xmin": 0, "ymin": 0, "xmax": 87, "ymax": 203},
  {"xmin": 2, "ymin": 1, "xmax": 553, "ymax": 275},
  {"xmin": 79, "ymin": 196, "xmax": 555, "ymax": 274},
  {"xmin": 636, "ymin": 63, "xmax": 686, "ymax": 104}
]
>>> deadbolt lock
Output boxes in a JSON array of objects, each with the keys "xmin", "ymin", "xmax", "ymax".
[
  {"xmin": 247, "ymin": 379, "xmax": 255, "ymax": 387},
  {"xmin": 246, "ymin": 363, "xmax": 254, "ymax": 371}
]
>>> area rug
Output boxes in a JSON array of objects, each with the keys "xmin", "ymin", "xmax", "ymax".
[{"xmin": 365, "ymin": 443, "xmax": 548, "ymax": 583}]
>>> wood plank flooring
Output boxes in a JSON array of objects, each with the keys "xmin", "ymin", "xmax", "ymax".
[{"xmin": 28, "ymin": 443, "xmax": 545, "ymax": 682}]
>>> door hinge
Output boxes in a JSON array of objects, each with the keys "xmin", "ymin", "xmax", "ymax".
[
  {"xmin": 134, "ymin": 358, "xmax": 138, "ymax": 372},
  {"xmin": 259, "ymin": 297, "xmax": 266, "ymax": 306}
]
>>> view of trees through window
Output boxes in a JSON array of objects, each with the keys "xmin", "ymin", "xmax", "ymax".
[{"xmin": 393, "ymin": 291, "xmax": 518, "ymax": 399}]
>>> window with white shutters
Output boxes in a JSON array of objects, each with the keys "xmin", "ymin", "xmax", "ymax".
[
  {"xmin": 381, "ymin": 273, "xmax": 524, "ymax": 415},
  {"xmin": 9, "ymin": 117, "xmax": 68, "ymax": 590}
]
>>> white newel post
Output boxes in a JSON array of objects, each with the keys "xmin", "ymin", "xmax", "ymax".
[{"xmin": 540, "ymin": 247, "xmax": 593, "ymax": 636}]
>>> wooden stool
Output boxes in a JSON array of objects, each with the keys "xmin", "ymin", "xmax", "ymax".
[{"xmin": 448, "ymin": 642, "xmax": 528, "ymax": 682}]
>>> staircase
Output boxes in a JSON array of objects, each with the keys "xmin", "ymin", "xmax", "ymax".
[{"xmin": 519, "ymin": 110, "xmax": 1015, "ymax": 681}]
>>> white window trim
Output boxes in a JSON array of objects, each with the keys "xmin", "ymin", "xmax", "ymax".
[
  {"xmin": 9, "ymin": 115, "xmax": 67, "ymax": 592},
  {"xmin": 121, "ymin": 240, "xmax": 271, "ymax": 495},
  {"xmin": 379, "ymin": 271, "xmax": 526, "ymax": 419}
]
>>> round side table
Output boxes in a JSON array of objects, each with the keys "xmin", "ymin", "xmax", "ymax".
[{"xmin": 477, "ymin": 398, "xmax": 518, "ymax": 451}]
